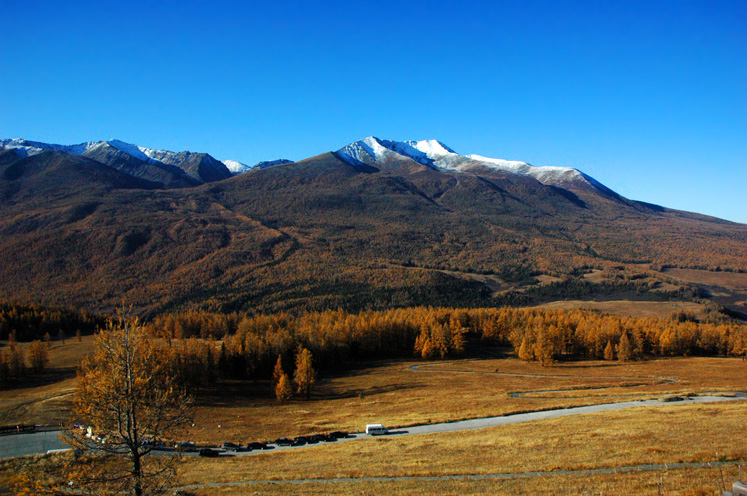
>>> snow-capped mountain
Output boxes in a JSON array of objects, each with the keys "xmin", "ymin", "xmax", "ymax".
[
  {"xmin": 222, "ymin": 159, "xmax": 253, "ymax": 174},
  {"xmin": 0, "ymin": 138, "xmax": 101, "ymax": 157},
  {"xmin": 1, "ymin": 138, "xmax": 233, "ymax": 186},
  {"xmin": 336, "ymin": 136, "xmax": 608, "ymax": 192},
  {"xmin": 222, "ymin": 158, "xmax": 293, "ymax": 174},
  {"xmin": 1, "ymin": 135, "xmax": 614, "ymax": 194}
]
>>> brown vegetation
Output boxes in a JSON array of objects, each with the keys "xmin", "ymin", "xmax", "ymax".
[{"xmin": 1, "ymin": 150, "xmax": 746, "ymax": 316}]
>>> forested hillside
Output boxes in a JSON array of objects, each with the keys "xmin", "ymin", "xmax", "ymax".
[{"xmin": 0, "ymin": 148, "xmax": 745, "ymax": 317}]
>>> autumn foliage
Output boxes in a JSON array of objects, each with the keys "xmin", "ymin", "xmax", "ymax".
[{"xmin": 144, "ymin": 306, "xmax": 746, "ymax": 383}]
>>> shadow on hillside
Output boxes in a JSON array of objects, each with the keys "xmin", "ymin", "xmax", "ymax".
[
  {"xmin": 194, "ymin": 377, "xmax": 421, "ymax": 407},
  {"xmin": 0, "ymin": 367, "xmax": 77, "ymax": 391}
]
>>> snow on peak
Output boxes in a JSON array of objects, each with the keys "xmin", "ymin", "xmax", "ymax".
[
  {"xmin": 336, "ymin": 137, "xmax": 465, "ymax": 169},
  {"xmin": 105, "ymin": 139, "xmax": 159, "ymax": 163},
  {"xmin": 465, "ymin": 153, "xmax": 587, "ymax": 186},
  {"xmin": 466, "ymin": 154, "xmax": 532, "ymax": 173},
  {"xmin": 409, "ymin": 139, "xmax": 457, "ymax": 158},
  {"xmin": 222, "ymin": 159, "xmax": 252, "ymax": 174},
  {"xmin": 337, "ymin": 136, "xmax": 390, "ymax": 164},
  {"xmin": 0, "ymin": 138, "xmax": 101, "ymax": 157},
  {"xmin": 254, "ymin": 159, "xmax": 292, "ymax": 169},
  {"xmin": 335, "ymin": 137, "xmax": 598, "ymax": 189},
  {"xmin": 221, "ymin": 158, "xmax": 291, "ymax": 174}
]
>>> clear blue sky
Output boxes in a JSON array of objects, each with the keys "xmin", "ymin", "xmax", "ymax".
[{"xmin": 1, "ymin": 0, "xmax": 745, "ymax": 222}]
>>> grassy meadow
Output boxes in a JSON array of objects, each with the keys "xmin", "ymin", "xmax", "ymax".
[{"xmin": 1, "ymin": 317, "xmax": 745, "ymax": 495}]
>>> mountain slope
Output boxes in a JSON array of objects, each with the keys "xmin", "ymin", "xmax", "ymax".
[
  {"xmin": 0, "ymin": 138, "xmax": 745, "ymax": 317},
  {"xmin": 0, "ymin": 138, "xmax": 232, "ymax": 187}
]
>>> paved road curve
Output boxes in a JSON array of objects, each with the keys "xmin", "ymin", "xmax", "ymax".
[
  {"xmin": 4, "ymin": 393, "xmax": 744, "ymax": 460},
  {"xmin": 0, "ymin": 430, "xmax": 67, "ymax": 459}
]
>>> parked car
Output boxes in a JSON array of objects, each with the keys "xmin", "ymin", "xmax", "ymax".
[
  {"xmin": 221, "ymin": 442, "xmax": 240, "ymax": 451},
  {"xmin": 309, "ymin": 434, "xmax": 327, "ymax": 443},
  {"xmin": 198, "ymin": 448, "xmax": 220, "ymax": 457},
  {"xmin": 247, "ymin": 441, "xmax": 270, "ymax": 450},
  {"xmin": 291, "ymin": 436, "xmax": 307, "ymax": 446},
  {"xmin": 328, "ymin": 431, "xmax": 349, "ymax": 439},
  {"xmin": 273, "ymin": 437, "xmax": 293, "ymax": 446}
]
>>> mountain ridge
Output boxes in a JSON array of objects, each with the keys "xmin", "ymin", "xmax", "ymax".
[
  {"xmin": 1, "ymin": 136, "xmax": 623, "ymax": 199},
  {"xmin": 0, "ymin": 136, "xmax": 745, "ymax": 317}
]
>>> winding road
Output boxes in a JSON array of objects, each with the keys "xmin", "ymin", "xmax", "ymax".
[{"xmin": 3, "ymin": 361, "xmax": 745, "ymax": 460}]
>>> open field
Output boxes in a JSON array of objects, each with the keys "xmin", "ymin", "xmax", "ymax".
[
  {"xmin": 0, "ymin": 336, "xmax": 94, "ymax": 426},
  {"xmin": 533, "ymin": 299, "xmax": 705, "ymax": 319},
  {"xmin": 663, "ymin": 268, "xmax": 747, "ymax": 317},
  {"xmin": 5, "ymin": 401, "xmax": 744, "ymax": 495},
  {"xmin": 1, "ymin": 341, "xmax": 746, "ymax": 495},
  {"xmin": 2, "ymin": 339, "xmax": 746, "ymax": 444},
  {"xmin": 177, "ymin": 465, "xmax": 747, "ymax": 496},
  {"xmin": 174, "ymin": 401, "xmax": 747, "ymax": 481},
  {"xmin": 171, "ymin": 401, "xmax": 747, "ymax": 494},
  {"xmin": 664, "ymin": 268, "xmax": 747, "ymax": 290},
  {"xmin": 172, "ymin": 356, "xmax": 746, "ymax": 444}
]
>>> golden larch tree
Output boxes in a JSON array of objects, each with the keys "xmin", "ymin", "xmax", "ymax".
[
  {"xmin": 65, "ymin": 313, "xmax": 193, "ymax": 496},
  {"xmin": 275, "ymin": 372, "xmax": 293, "ymax": 401},
  {"xmin": 294, "ymin": 346, "xmax": 316, "ymax": 400},
  {"xmin": 617, "ymin": 332, "xmax": 633, "ymax": 361},
  {"xmin": 604, "ymin": 340, "xmax": 616, "ymax": 361}
]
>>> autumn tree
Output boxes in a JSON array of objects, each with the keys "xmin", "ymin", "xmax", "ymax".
[
  {"xmin": 28, "ymin": 340, "xmax": 49, "ymax": 373},
  {"xmin": 604, "ymin": 340, "xmax": 615, "ymax": 361},
  {"xmin": 617, "ymin": 332, "xmax": 633, "ymax": 361},
  {"xmin": 7, "ymin": 344, "xmax": 25, "ymax": 377},
  {"xmin": 63, "ymin": 313, "xmax": 193, "ymax": 496},
  {"xmin": 272, "ymin": 354, "xmax": 284, "ymax": 387},
  {"xmin": 275, "ymin": 372, "xmax": 293, "ymax": 401},
  {"xmin": 534, "ymin": 330, "xmax": 555, "ymax": 366},
  {"xmin": 294, "ymin": 346, "xmax": 316, "ymax": 400},
  {"xmin": 518, "ymin": 337, "xmax": 534, "ymax": 361}
]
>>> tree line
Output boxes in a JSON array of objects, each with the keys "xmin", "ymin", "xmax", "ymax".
[
  {"xmin": 0, "ymin": 299, "xmax": 106, "ymax": 342},
  {"xmin": 146, "ymin": 306, "xmax": 747, "ymax": 381}
]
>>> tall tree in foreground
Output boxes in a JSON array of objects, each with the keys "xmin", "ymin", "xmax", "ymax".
[
  {"xmin": 55, "ymin": 313, "xmax": 192, "ymax": 496},
  {"xmin": 294, "ymin": 346, "xmax": 316, "ymax": 400}
]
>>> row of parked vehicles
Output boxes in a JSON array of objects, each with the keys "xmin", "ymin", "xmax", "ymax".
[
  {"xmin": 183, "ymin": 430, "xmax": 353, "ymax": 457},
  {"xmin": 83, "ymin": 422, "xmax": 390, "ymax": 458}
]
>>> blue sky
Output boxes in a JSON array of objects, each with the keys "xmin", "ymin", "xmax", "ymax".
[{"xmin": 1, "ymin": 0, "xmax": 745, "ymax": 222}]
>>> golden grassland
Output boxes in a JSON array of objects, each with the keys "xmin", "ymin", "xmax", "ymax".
[
  {"xmin": 0, "ymin": 336, "xmax": 94, "ymax": 425},
  {"xmin": 1, "ymin": 346, "xmax": 746, "ymax": 495},
  {"xmin": 532, "ymin": 299, "xmax": 706, "ymax": 319},
  {"xmin": 166, "ymin": 401, "xmax": 747, "ymax": 495},
  {"xmin": 3, "ymin": 402, "xmax": 745, "ymax": 495},
  {"xmin": 1, "ymin": 335, "xmax": 745, "ymax": 444},
  {"xmin": 177, "ymin": 465, "xmax": 747, "ymax": 496},
  {"xmin": 664, "ymin": 268, "xmax": 747, "ymax": 290},
  {"xmin": 173, "ymin": 356, "xmax": 746, "ymax": 444}
]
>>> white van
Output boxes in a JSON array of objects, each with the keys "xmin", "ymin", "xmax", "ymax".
[{"xmin": 365, "ymin": 423, "xmax": 388, "ymax": 435}]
